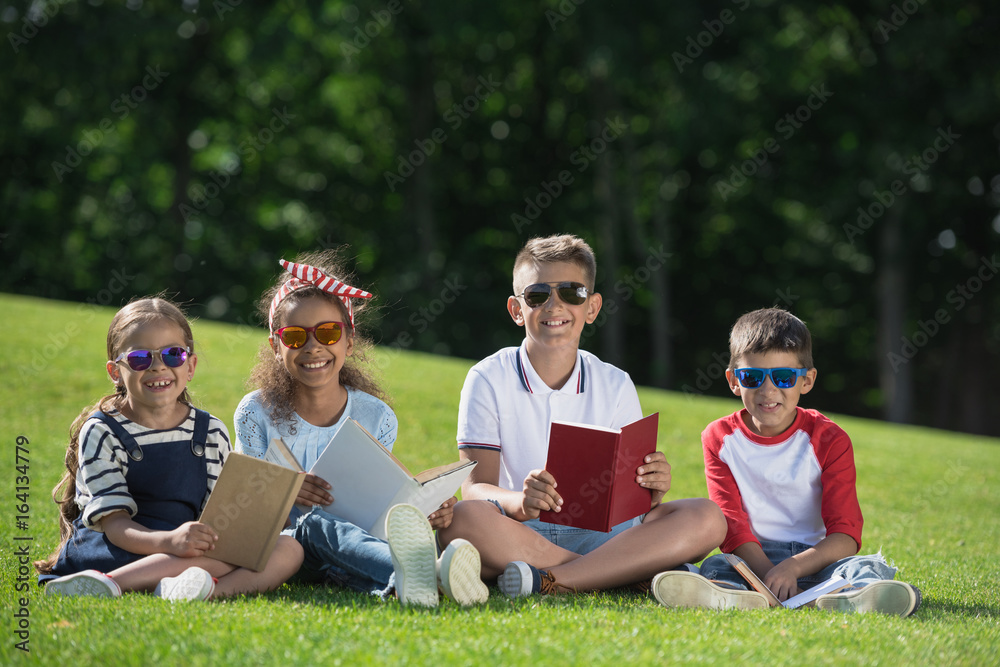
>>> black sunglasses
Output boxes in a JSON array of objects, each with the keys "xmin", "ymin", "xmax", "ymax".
[{"xmin": 515, "ymin": 282, "xmax": 590, "ymax": 308}]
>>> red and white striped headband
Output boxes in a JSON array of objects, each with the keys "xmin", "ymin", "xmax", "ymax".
[{"xmin": 268, "ymin": 259, "xmax": 373, "ymax": 331}]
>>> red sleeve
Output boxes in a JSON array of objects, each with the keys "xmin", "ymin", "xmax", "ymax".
[
  {"xmin": 810, "ymin": 414, "xmax": 864, "ymax": 550},
  {"xmin": 702, "ymin": 416, "xmax": 759, "ymax": 553}
]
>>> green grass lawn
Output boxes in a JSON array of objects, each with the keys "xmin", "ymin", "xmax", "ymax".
[{"xmin": 2, "ymin": 293, "xmax": 998, "ymax": 665}]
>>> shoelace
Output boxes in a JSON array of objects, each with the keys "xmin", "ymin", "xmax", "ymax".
[{"xmin": 538, "ymin": 570, "xmax": 559, "ymax": 595}]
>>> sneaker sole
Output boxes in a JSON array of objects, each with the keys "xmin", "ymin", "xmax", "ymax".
[
  {"xmin": 155, "ymin": 567, "xmax": 216, "ymax": 602},
  {"xmin": 439, "ymin": 539, "xmax": 488, "ymax": 605},
  {"xmin": 652, "ymin": 571, "xmax": 769, "ymax": 610},
  {"xmin": 499, "ymin": 561, "xmax": 533, "ymax": 598},
  {"xmin": 815, "ymin": 580, "xmax": 920, "ymax": 617},
  {"xmin": 386, "ymin": 504, "xmax": 438, "ymax": 607},
  {"xmin": 45, "ymin": 570, "xmax": 120, "ymax": 598}
]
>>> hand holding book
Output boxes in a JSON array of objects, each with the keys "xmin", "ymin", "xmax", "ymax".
[
  {"xmin": 635, "ymin": 450, "xmax": 671, "ymax": 506},
  {"xmin": 539, "ymin": 413, "xmax": 659, "ymax": 532},
  {"xmin": 722, "ymin": 554, "xmax": 850, "ymax": 608},
  {"xmin": 521, "ymin": 468, "xmax": 563, "ymax": 521},
  {"xmin": 297, "ymin": 472, "xmax": 333, "ymax": 507}
]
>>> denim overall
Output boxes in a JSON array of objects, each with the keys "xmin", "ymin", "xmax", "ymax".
[{"xmin": 49, "ymin": 409, "xmax": 210, "ymax": 577}]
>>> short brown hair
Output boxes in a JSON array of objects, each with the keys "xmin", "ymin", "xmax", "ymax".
[
  {"xmin": 728, "ymin": 307, "xmax": 813, "ymax": 370},
  {"xmin": 512, "ymin": 234, "xmax": 597, "ymax": 294}
]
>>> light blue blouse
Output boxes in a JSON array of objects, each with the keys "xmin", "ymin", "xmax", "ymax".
[{"xmin": 234, "ymin": 387, "xmax": 397, "ymax": 470}]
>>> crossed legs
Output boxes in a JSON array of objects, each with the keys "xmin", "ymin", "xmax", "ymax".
[{"xmin": 438, "ymin": 498, "xmax": 725, "ymax": 591}]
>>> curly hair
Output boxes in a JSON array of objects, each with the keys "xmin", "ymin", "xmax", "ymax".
[
  {"xmin": 247, "ymin": 248, "xmax": 388, "ymax": 433},
  {"xmin": 35, "ymin": 296, "xmax": 196, "ymax": 574}
]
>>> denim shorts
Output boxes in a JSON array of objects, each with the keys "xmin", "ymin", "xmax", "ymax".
[
  {"xmin": 487, "ymin": 499, "xmax": 644, "ymax": 556},
  {"xmin": 700, "ymin": 540, "xmax": 897, "ymax": 591}
]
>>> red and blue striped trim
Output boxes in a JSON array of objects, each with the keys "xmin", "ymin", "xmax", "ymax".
[
  {"xmin": 515, "ymin": 350, "xmax": 533, "ymax": 393},
  {"xmin": 515, "ymin": 348, "xmax": 587, "ymax": 394},
  {"xmin": 457, "ymin": 442, "xmax": 501, "ymax": 452}
]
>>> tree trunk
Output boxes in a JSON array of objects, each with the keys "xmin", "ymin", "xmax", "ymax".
[
  {"xmin": 877, "ymin": 202, "xmax": 912, "ymax": 423},
  {"xmin": 594, "ymin": 151, "xmax": 624, "ymax": 366},
  {"xmin": 620, "ymin": 132, "xmax": 671, "ymax": 387}
]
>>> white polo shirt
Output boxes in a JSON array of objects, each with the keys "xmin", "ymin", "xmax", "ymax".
[{"xmin": 457, "ymin": 341, "xmax": 642, "ymax": 491}]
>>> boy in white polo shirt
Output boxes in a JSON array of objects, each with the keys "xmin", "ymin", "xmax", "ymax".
[
  {"xmin": 652, "ymin": 307, "xmax": 921, "ymax": 616},
  {"xmin": 437, "ymin": 234, "xmax": 726, "ymax": 596}
]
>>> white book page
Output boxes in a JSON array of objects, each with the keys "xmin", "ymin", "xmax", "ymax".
[
  {"xmin": 783, "ymin": 575, "xmax": 849, "ymax": 609},
  {"xmin": 295, "ymin": 420, "xmax": 412, "ymax": 534},
  {"xmin": 263, "ymin": 438, "xmax": 302, "ymax": 471}
]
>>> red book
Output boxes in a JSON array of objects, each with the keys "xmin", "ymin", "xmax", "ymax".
[{"xmin": 538, "ymin": 413, "xmax": 659, "ymax": 532}]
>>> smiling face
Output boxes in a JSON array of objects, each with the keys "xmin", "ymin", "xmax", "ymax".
[
  {"xmin": 106, "ymin": 317, "xmax": 197, "ymax": 428},
  {"xmin": 270, "ymin": 294, "xmax": 354, "ymax": 392},
  {"xmin": 507, "ymin": 260, "xmax": 602, "ymax": 357},
  {"xmin": 726, "ymin": 350, "xmax": 817, "ymax": 437}
]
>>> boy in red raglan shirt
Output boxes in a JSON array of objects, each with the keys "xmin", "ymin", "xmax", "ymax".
[{"xmin": 652, "ymin": 308, "xmax": 920, "ymax": 616}]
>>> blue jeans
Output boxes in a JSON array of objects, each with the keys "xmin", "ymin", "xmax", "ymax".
[
  {"xmin": 285, "ymin": 507, "xmax": 396, "ymax": 596},
  {"xmin": 487, "ymin": 498, "xmax": 644, "ymax": 556},
  {"xmin": 700, "ymin": 540, "xmax": 897, "ymax": 591},
  {"xmin": 522, "ymin": 515, "xmax": 644, "ymax": 555}
]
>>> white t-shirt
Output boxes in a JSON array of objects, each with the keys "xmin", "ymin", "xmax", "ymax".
[
  {"xmin": 456, "ymin": 341, "xmax": 642, "ymax": 491},
  {"xmin": 234, "ymin": 387, "xmax": 397, "ymax": 469}
]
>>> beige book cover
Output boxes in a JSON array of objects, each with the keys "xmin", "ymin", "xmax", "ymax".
[
  {"xmin": 268, "ymin": 418, "xmax": 476, "ymax": 540},
  {"xmin": 198, "ymin": 452, "xmax": 304, "ymax": 572}
]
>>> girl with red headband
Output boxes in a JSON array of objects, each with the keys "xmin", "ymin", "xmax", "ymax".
[
  {"xmin": 36, "ymin": 297, "xmax": 304, "ymax": 600},
  {"xmin": 234, "ymin": 249, "xmax": 487, "ymax": 607}
]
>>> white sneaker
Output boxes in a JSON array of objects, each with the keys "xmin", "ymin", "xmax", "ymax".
[
  {"xmin": 438, "ymin": 539, "xmax": 488, "ymax": 605},
  {"xmin": 815, "ymin": 580, "xmax": 921, "ymax": 617},
  {"xmin": 386, "ymin": 504, "xmax": 438, "ymax": 607},
  {"xmin": 154, "ymin": 567, "xmax": 216, "ymax": 602},
  {"xmin": 652, "ymin": 571, "xmax": 769, "ymax": 610},
  {"xmin": 45, "ymin": 570, "xmax": 121, "ymax": 598}
]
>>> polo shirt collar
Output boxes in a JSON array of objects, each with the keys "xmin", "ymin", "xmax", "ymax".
[{"xmin": 515, "ymin": 340, "xmax": 586, "ymax": 395}]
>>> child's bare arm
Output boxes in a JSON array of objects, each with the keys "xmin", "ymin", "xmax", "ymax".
[
  {"xmin": 459, "ymin": 449, "xmax": 561, "ymax": 521},
  {"xmin": 733, "ymin": 541, "xmax": 776, "ymax": 582},
  {"xmin": 763, "ymin": 532, "xmax": 858, "ymax": 601},
  {"xmin": 101, "ymin": 511, "xmax": 218, "ymax": 558}
]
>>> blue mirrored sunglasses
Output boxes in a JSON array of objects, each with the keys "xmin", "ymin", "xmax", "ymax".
[
  {"xmin": 733, "ymin": 367, "xmax": 808, "ymax": 389},
  {"xmin": 114, "ymin": 346, "xmax": 191, "ymax": 371}
]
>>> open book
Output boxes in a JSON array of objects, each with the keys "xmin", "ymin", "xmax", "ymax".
[
  {"xmin": 264, "ymin": 418, "xmax": 476, "ymax": 540},
  {"xmin": 538, "ymin": 413, "xmax": 658, "ymax": 532},
  {"xmin": 723, "ymin": 553, "xmax": 851, "ymax": 608},
  {"xmin": 198, "ymin": 453, "xmax": 305, "ymax": 572}
]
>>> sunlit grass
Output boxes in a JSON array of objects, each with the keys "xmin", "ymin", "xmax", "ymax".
[{"xmin": 2, "ymin": 294, "xmax": 998, "ymax": 666}]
